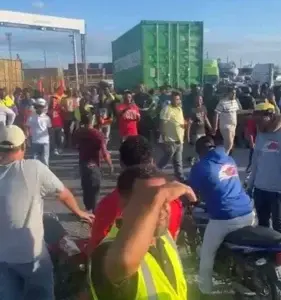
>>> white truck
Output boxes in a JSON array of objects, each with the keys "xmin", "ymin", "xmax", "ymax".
[{"xmin": 251, "ymin": 63, "xmax": 274, "ymax": 86}]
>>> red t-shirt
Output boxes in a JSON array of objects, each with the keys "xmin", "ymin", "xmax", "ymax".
[
  {"xmin": 89, "ymin": 188, "xmax": 183, "ymax": 249},
  {"xmin": 50, "ymin": 100, "xmax": 64, "ymax": 128},
  {"xmin": 245, "ymin": 118, "xmax": 257, "ymax": 143},
  {"xmin": 116, "ymin": 103, "xmax": 140, "ymax": 137},
  {"xmin": 73, "ymin": 127, "xmax": 107, "ymax": 165}
]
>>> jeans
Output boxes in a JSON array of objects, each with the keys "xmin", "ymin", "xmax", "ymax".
[
  {"xmin": 79, "ymin": 162, "xmax": 101, "ymax": 211},
  {"xmin": 63, "ymin": 120, "xmax": 73, "ymax": 148},
  {"xmin": 51, "ymin": 127, "xmax": 64, "ymax": 152},
  {"xmin": 0, "ymin": 253, "xmax": 54, "ymax": 300},
  {"xmin": 199, "ymin": 212, "xmax": 255, "ymax": 294},
  {"xmin": 254, "ymin": 188, "xmax": 281, "ymax": 232},
  {"xmin": 157, "ymin": 142, "xmax": 184, "ymax": 182},
  {"xmin": 31, "ymin": 143, "xmax": 50, "ymax": 166}
]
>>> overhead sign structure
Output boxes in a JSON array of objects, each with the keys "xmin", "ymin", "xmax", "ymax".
[
  {"xmin": 0, "ymin": 10, "xmax": 87, "ymax": 88},
  {"xmin": 0, "ymin": 10, "xmax": 85, "ymax": 34}
]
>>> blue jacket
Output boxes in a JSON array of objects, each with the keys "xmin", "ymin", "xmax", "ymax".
[{"xmin": 188, "ymin": 147, "xmax": 253, "ymax": 220}]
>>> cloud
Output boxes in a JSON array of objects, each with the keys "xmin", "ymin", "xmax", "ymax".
[
  {"xmin": 204, "ymin": 28, "xmax": 211, "ymax": 34},
  {"xmin": 32, "ymin": 1, "xmax": 45, "ymax": 8}
]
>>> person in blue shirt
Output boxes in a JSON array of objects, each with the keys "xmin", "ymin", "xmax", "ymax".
[{"xmin": 188, "ymin": 134, "xmax": 255, "ymax": 295}]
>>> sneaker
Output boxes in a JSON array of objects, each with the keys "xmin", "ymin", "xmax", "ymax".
[{"xmin": 53, "ymin": 149, "xmax": 59, "ymax": 156}]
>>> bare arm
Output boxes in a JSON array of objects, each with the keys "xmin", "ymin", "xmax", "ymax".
[
  {"xmin": 4, "ymin": 106, "xmax": 16, "ymax": 125},
  {"xmin": 247, "ymin": 139, "xmax": 259, "ymax": 190},
  {"xmin": 104, "ymin": 181, "xmax": 196, "ymax": 284},
  {"xmin": 100, "ymin": 142, "xmax": 113, "ymax": 170},
  {"xmin": 237, "ymin": 109, "xmax": 253, "ymax": 115},
  {"xmin": 58, "ymin": 187, "xmax": 85, "ymax": 216},
  {"xmin": 204, "ymin": 114, "xmax": 212, "ymax": 131},
  {"xmin": 186, "ymin": 119, "xmax": 192, "ymax": 142},
  {"xmin": 39, "ymin": 161, "xmax": 94, "ymax": 222},
  {"xmin": 213, "ymin": 112, "xmax": 219, "ymax": 132}
]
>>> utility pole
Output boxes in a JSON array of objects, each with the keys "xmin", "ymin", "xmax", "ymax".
[
  {"xmin": 69, "ymin": 32, "xmax": 79, "ymax": 90},
  {"xmin": 43, "ymin": 50, "xmax": 47, "ymax": 68},
  {"xmin": 5, "ymin": 33, "xmax": 12, "ymax": 60}
]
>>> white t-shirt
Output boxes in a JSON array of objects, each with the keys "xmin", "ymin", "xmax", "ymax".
[
  {"xmin": 215, "ymin": 98, "xmax": 241, "ymax": 128},
  {"xmin": 27, "ymin": 113, "xmax": 52, "ymax": 144},
  {"xmin": 0, "ymin": 159, "xmax": 64, "ymax": 263}
]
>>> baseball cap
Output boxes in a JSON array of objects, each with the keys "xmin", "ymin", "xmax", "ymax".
[
  {"xmin": 0, "ymin": 125, "xmax": 26, "ymax": 149},
  {"xmin": 254, "ymin": 102, "xmax": 275, "ymax": 112},
  {"xmin": 34, "ymin": 98, "xmax": 47, "ymax": 107}
]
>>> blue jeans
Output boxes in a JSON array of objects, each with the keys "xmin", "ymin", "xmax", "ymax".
[
  {"xmin": 31, "ymin": 143, "xmax": 50, "ymax": 166},
  {"xmin": 0, "ymin": 254, "xmax": 54, "ymax": 300},
  {"xmin": 157, "ymin": 141, "xmax": 184, "ymax": 182}
]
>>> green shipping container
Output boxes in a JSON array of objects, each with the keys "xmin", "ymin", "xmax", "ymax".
[{"xmin": 112, "ymin": 20, "xmax": 204, "ymax": 91}]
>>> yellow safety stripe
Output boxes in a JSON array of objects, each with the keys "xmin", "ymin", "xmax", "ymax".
[
  {"xmin": 140, "ymin": 260, "xmax": 158, "ymax": 299},
  {"xmin": 87, "ymin": 258, "xmax": 99, "ymax": 300},
  {"xmin": 164, "ymin": 232, "xmax": 184, "ymax": 272}
]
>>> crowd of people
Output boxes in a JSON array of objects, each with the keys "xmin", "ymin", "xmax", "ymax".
[{"xmin": 0, "ymin": 81, "xmax": 281, "ymax": 299}]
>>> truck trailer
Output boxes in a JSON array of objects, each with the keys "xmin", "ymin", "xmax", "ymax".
[{"xmin": 112, "ymin": 20, "xmax": 204, "ymax": 91}]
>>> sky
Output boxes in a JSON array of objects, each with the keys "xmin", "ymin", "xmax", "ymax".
[{"xmin": 1, "ymin": 0, "xmax": 281, "ymax": 67}]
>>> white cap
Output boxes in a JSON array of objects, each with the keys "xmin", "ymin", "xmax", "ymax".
[
  {"xmin": 0, "ymin": 125, "xmax": 26, "ymax": 149},
  {"xmin": 35, "ymin": 98, "xmax": 47, "ymax": 107}
]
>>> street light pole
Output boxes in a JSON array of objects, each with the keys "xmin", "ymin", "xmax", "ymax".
[
  {"xmin": 43, "ymin": 49, "xmax": 47, "ymax": 68},
  {"xmin": 69, "ymin": 32, "xmax": 79, "ymax": 90},
  {"xmin": 5, "ymin": 33, "xmax": 12, "ymax": 60}
]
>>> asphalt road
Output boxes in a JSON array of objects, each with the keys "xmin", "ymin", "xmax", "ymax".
[
  {"xmin": 43, "ymin": 145, "xmax": 250, "ymax": 239},
  {"xmin": 43, "ymin": 144, "xmax": 249, "ymax": 299}
]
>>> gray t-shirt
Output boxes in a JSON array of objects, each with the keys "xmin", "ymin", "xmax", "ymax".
[
  {"xmin": 248, "ymin": 128, "xmax": 281, "ymax": 193},
  {"xmin": 0, "ymin": 159, "xmax": 64, "ymax": 263}
]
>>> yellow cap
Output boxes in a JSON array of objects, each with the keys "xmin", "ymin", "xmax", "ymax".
[
  {"xmin": 254, "ymin": 102, "xmax": 275, "ymax": 112},
  {"xmin": 0, "ymin": 125, "xmax": 26, "ymax": 149}
]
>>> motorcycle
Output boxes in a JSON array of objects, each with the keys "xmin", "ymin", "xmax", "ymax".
[
  {"xmin": 181, "ymin": 203, "xmax": 281, "ymax": 299},
  {"xmin": 43, "ymin": 212, "xmax": 89, "ymax": 300}
]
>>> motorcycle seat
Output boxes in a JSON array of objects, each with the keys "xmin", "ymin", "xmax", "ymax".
[{"xmin": 224, "ymin": 226, "xmax": 281, "ymax": 247}]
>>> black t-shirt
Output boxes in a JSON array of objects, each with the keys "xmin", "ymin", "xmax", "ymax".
[
  {"xmin": 239, "ymin": 94, "xmax": 256, "ymax": 110},
  {"xmin": 90, "ymin": 239, "xmax": 177, "ymax": 300},
  {"xmin": 134, "ymin": 92, "xmax": 153, "ymax": 120},
  {"xmin": 189, "ymin": 105, "xmax": 207, "ymax": 136},
  {"xmin": 98, "ymin": 99, "xmax": 113, "ymax": 120}
]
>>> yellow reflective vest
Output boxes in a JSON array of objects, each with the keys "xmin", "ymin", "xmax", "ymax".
[
  {"xmin": 88, "ymin": 231, "xmax": 187, "ymax": 300},
  {"xmin": 105, "ymin": 223, "xmax": 119, "ymax": 240}
]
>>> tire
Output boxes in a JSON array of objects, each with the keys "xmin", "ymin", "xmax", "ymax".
[
  {"xmin": 54, "ymin": 260, "xmax": 86, "ymax": 300},
  {"xmin": 236, "ymin": 269, "xmax": 281, "ymax": 300}
]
